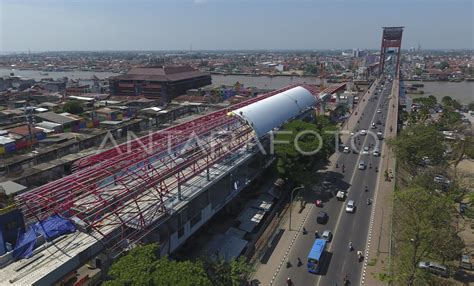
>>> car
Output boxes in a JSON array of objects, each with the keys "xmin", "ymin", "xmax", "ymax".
[
  {"xmin": 360, "ymin": 130, "xmax": 367, "ymax": 136},
  {"xmin": 350, "ymin": 132, "xmax": 355, "ymax": 137},
  {"xmin": 371, "ymin": 123, "xmax": 377, "ymax": 129},
  {"xmin": 372, "ymin": 148, "xmax": 380, "ymax": 157},
  {"xmin": 321, "ymin": 230, "xmax": 333, "ymax": 242},
  {"xmin": 317, "ymin": 211, "xmax": 328, "ymax": 224},
  {"xmin": 345, "ymin": 200, "xmax": 355, "ymax": 213},
  {"xmin": 343, "ymin": 146, "xmax": 350, "ymax": 153},
  {"xmin": 362, "ymin": 146, "xmax": 370, "ymax": 155},
  {"xmin": 434, "ymin": 175, "xmax": 451, "ymax": 185},
  {"xmin": 336, "ymin": 190, "xmax": 347, "ymax": 201},
  {"xmin": 377, "ymin": 109, "xmax": 382, "ymax": 113},
  {"xmin": 377, "ymin": 131, "xmax": 383, "ymax": 139},
  {"xmin": 460, "ymin": 255, "xmax": 472, "ymax": 270},
  {"xmin": 418, "ymin": 261, "xmax": 449, "ymax": 277},
  {"xmin": 358, "ymin": 161, "xmax": 366, "ymax": 170}
]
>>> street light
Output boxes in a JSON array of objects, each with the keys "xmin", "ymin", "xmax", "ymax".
[{"xmin": 289, "ymin": 185, "xmax": 305, "ymax": 231}]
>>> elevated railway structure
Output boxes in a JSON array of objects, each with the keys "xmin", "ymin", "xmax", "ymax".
[{"xmin": 0, "ymin": 84, "xmax": 346, "ymax": 285}]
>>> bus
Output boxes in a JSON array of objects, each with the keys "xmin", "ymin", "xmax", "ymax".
[{"xmin": 307, "ymin": 238, "xmax": 327, "ymax": 274}]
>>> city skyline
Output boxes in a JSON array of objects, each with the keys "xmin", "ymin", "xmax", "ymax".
[{"xmin": 1, "ymin": 0, "xmax": 473, "ymax": 52}]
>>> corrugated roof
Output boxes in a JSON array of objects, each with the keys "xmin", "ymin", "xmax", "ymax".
[
  {"xmin": 36, "ymin": 112, "xmax": 78, "ymax": 125},
  {"xmin": 111, "ymin": 66, "xmax": 210, "ymax": 82},
  {"xmin": 7, "ymin": 125, "xmax": 44, "ymax": 136},
  {"xmin": 231, "ymin": 86, "xmax": 316, "ymax": 138},
  {"xmin": 0, "ymin": 136, "xmax": 15, "ymax": 145},
  {"xmin": 0, "ymin": 181, "xmax": 28, "ymax": 196}
]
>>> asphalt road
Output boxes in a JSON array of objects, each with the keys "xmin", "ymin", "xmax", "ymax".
[{"xmin": 274, "ymin": 79, "xmax": 394, "ymax": 286}]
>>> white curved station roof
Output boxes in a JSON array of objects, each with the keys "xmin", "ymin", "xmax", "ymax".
[{"xmin": 231, "ymin": 86, "xmax": 316, "ymax": 138}]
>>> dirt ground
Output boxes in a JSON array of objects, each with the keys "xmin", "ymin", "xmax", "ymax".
[{"xmin": 457, "ymin": 159, "xmax": 474, "ymax": 250}]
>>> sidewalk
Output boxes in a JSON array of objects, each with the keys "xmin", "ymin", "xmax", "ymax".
[
  {"xmin": 251, "ymin": 81, "xmax": 378, "ymax": 285},
  {"xmin": 361, "ymin": 79, "xmax": 399, "ymax": 285}
]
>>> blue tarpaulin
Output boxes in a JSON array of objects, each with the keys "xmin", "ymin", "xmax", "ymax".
[
  {"xmin": 12, "ymin": 227, "xmax": 36, "ymax": 259},
  {"xmin": 12, "ymin": 215, "xmax": 76, "ymax": 259},
  {"xmin": 34, "ymin": 214, "xmax": 76, "ymax": 240}
]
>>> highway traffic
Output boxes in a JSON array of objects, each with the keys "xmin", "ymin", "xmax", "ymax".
[{"xmin": 275, "ymin": 77, "xmax": 394, "ymax": 286}]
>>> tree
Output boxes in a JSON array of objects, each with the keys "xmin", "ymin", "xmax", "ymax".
[
  {"xmin": 393, "ymin": 186, "xmax": 463, "ymax": 285},
  {"xmin": 204, "ymin": 257, "xmax": 253, "ymax": 286},
  {"xmin": 63, "ymin": 100, "xmax": 84, "ymax": 115},
  {"xmin": 438, "ymin": 61, "xmax": 449, "ymax": 70},
  {"xmin": 152, "ymin": 259, "xmax": 211, "ymax": 286},
  {"xmin": 388, "ymin": 124, "xmax": 446, "ymax": 171},
  {"xmin": 103, "ymin": 244, "xmax": 158, "ymax": 286},
  {"xmin": 104, "ymin": 244, "xmax": 252, "ymax": 286},
  {"xmin": 437, "ymin": 109, "xmax": 462, "ymax": 130},
  {"xmin": 413, "ymin": 96, "xmax": 437, "ymax": 109},
  {"xmin": 441, "ymin": 96, "xmax": 462, "ymax": 110},
  {"xmin": 304, "ymin": 64, "xmax": 319, "ymax": 75},
  {"xmin": 274, "ymin": 118, "xmax": 336, "ymax": 185}
]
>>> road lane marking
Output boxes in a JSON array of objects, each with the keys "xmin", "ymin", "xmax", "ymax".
[
  {"xmin": 360, "ymin": 82, "xmax": 397, "ymax": 285},
  {"xmin": 316, "ymin": 81, "xmax": 385, "ymax": 286}
]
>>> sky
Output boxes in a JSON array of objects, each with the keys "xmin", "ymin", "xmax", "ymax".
[{"xmin": 0, "ymin": 0, "xmax": 473, "ymax": 52}]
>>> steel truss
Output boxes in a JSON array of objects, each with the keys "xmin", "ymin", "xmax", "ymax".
[{"xmin": 15, "ymin": 84, "xmax": 319, "ymax": 250}]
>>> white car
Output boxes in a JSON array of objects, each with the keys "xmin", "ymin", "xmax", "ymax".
[
  {"xmin": 346, "ymin": 200, "xmax": 355, "ymax": 213},
  {"xmin": 358, "ymin": 161, "xmax": 366, "ymax": 170},
  {"xmin": 362, "ymin": 146, "xmax": 370, "ymax": 155},
  {"xmin": 377, "ymin": 109, "xmax": 382, "ymax": 113},
  {"xmin": 372, "ymin": 148, "xmax": 380, "ymax": 157},
  {"xmin": 343, "ymin": 146, "xmax": 350, "ymax": 153},
  {"xmin": 360, "ymin": 130, "xmax": 367, "ymax": 136},
  {"xmin": 321, "ymin": 230, "xmax": 333, "ymax": 242}
]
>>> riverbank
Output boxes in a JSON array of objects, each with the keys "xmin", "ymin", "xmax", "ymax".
[{"xmin": 405, "ymin": 80, "xmax": 474, "ymax": 105}]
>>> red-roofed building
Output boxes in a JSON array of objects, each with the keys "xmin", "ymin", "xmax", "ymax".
[{"xmin": 109, "ymin": 65, "xmax": 212, "ymax": 102}]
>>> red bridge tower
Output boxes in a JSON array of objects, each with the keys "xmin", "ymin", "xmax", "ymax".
[{"xmin": 379, "ymin": 26, "xmax": 404, "ymax": 77}]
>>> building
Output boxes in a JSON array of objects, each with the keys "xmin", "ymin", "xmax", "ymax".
[{"xmin": 109, "ymin": 66, "xmax": 212, "ymax": 102}]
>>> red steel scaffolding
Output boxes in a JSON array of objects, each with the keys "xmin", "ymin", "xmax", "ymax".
[{"xmin": 15, "ymin": 84, "xmax": 320, "ymax": 251}]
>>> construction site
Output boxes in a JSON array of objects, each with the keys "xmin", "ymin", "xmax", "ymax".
[{"xmin": 0, "ymin": 82, "xmax": 348, "ymax": 285}]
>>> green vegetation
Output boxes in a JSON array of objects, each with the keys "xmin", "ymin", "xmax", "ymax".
[
  {"xmin": 438, "ymin": 61, "xmax": 449, "ymax": 70},
  {"xmin": 390, "ymin": 99, "xmax": 473, "ymax": 285},
  {"xmin": 274, "ymin": 117, "xmax": 337, "ymax": 186},
  {"xmin": 63, "ymin": 100, "xmax": 84, "ymax": 115},
  {"xmin": 441, "ymin": 96, "xmax": 461, "ymax": 110},
  {"xmin": 303, "ymin": 64, "xmax": 319, "ymax": 75},
  {"xmin": 388, "ymin": 123, "xmax": 446, "ymax": 171},
  {"xmin": 392, "ymin": 186, "xmax": 463, "ymax": 286},
  {"xmin": 103, "ymin": 244, "xmax": 252, "ymax": 286}
]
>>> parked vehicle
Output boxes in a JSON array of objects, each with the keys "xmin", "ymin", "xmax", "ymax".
[
  {"xmin": 417, "ymin": 261, "xmax": 449, "ymax": 277},
  {"xmin": 460, "ymin": 255, "xmax": 472, "ymax": 270},
  {"xmin": 434, "ymin": 175, "xmax": 451, "ymax": 185},
  {"xmin": 336, "ymin": 190, "xmax": 347, "ymax": 201}
]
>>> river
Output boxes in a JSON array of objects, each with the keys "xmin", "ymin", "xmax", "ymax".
[
  {"xmin": 1, "ymin": 68, "xmax": 472, "ymax": 104},
  {"xmin": 406, "ymin": 81, "xmax": 473, "ymax": 105}
]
